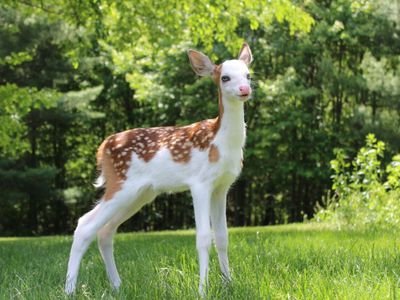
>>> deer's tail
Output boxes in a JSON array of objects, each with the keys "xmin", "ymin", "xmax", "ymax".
[{"xmin": 93, "ymin": 139, "xmax": 108, "ymax": 188}]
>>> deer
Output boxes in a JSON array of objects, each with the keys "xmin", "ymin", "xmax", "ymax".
[{"xmin": 65, "ymin": 43, "xmax": 253, "ymax": 296}]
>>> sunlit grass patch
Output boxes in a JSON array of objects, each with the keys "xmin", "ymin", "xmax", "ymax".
[{"xmin": 1, "ymin": 224, "xmax": 399, "ymax": 299}]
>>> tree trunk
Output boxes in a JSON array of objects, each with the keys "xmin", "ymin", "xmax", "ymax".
[{"xmin": 229, "ymin": 179, "xmax": 246, "ymax": 226}]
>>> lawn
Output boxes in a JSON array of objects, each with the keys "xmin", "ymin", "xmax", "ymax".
[{"xmin": 0, "ymin": 223, "xmax": 399, "ymax": 299}]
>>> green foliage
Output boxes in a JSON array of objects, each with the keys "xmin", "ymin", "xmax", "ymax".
[
  {"xmin": 361, "ymin": 52, "xmax": 400, "ymax": 97},
  {"xmin": 0, "ymin": 84, "xmax": 59, "ymax": 156},
  {"xmin": 386, "ymin": 155, "xmax": 400, "ymax": 189},
  {"xmin": 0, "ymin": 161, "xmax": 58, "ymax": 235},
  {"xmin": 0, "ymin": 0, "xmax": 399, "ymax": 235},
  {"xmin": 0, "ymin": 51, "xmax": 33, "ymax": 66},
  {"xmin": 350, "ymin": 134, "xmax": 385, "ymax": 191},
  {"xmin": 315, "ymin": 134, "xmax": 400, "ymax": 229}
]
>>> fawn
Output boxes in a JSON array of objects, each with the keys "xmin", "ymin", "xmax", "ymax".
[{"xmin": 65, "ymin": 43, "xmax": 253, "ymax": 295}]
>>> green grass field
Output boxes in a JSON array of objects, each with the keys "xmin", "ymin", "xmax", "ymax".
[{"xmin": 0, "ymin": 223, "xmax": 399, "ymax": 299}]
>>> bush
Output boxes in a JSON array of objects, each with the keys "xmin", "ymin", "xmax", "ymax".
[{"xmin": 315, "ymin": 134, "xmax": 400, "ymax": 229}]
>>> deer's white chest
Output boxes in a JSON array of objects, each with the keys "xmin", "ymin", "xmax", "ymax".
[{"xmin": 210, "ymin": 124, "xmax": 245, "ymax": 183}]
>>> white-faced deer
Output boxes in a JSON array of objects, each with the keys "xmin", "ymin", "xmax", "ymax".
[{"xmin": 65, "ymin": 43, "xmax": 253, "ymax": 295}]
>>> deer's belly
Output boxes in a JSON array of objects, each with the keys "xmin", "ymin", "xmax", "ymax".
[{"xmin": 126, "ymin": 147, "xmax": 242, "ymax": 192}]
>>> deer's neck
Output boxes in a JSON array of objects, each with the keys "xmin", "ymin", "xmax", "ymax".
[{"xmin": 214, "ymin": 90, "xmax": 246, "ymax": 149}]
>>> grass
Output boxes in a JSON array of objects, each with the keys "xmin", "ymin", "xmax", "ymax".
[{"xmin": 1, "ymin": 223, "xmax": 399, "ymax": 299}]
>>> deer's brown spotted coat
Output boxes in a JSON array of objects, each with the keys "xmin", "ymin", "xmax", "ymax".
[{"xmin": 102, "ymin": 119, "xmax": 220, "ymax": 180}]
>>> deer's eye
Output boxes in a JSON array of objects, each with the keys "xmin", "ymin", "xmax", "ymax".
[
  {"xmin": 247, "ymin": 74, "xmax": 251, "ymax": 80},
  {"xmin": 221, "ymin": 75, "xmax": 230, "ymax": 82}
]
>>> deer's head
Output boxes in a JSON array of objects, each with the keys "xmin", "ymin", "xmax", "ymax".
[{"xmin": 188, "ymin": 43, "xmax": 253, "ymax": 103}]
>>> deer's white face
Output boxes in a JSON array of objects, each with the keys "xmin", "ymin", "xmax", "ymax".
[
  {"xmin": 219, "ymin": 60, "xmax": 252, "ymax": 102},
  {"xmin": 188, "ymin": 43, "xmax": 253, "ymax": 103}
]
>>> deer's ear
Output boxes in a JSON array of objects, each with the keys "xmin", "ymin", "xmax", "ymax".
[
  {"xmin": 188, "ymin": 50, "xmax": 215, "ymax": 76},
  {"xmin": 238, "ymin": 43, "xmax": 253, "ymax": 66}
]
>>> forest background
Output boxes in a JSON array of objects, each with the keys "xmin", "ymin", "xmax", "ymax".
[{"xmin": 0, "ymin": 0, "xmax": 399, "ymax": 236}]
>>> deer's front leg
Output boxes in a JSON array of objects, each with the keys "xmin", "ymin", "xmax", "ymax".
[
  {"xmin": 211, "ymin": 185, "xmax": 231, "ymax": 282},
  {"xmin": 190, "ymin": 183, "xmax": 212, "ymax": 296}
]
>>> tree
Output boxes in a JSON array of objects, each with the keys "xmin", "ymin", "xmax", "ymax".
[{"xmin": 1, "ymin": 0, "xmax": 399, "ymax": 235}]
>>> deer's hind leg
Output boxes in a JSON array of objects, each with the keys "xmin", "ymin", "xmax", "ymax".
[
  {"xmin": 65, "ymin": 182, "xmax": 150, "ymax": 295},
  {"xmin": 97, "ymin": 189, "xmax": 157, "ymax": 289}
]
